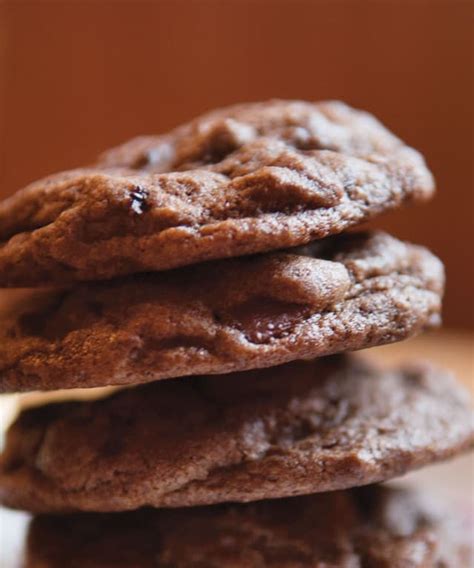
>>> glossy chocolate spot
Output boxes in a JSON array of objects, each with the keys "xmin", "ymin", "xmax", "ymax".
[
  {"xmin": 224, "ymin": 298, "xmax": 311, "ymax": 344},
  {"xmin": 129, "ymin": 186, "xmax": 150, "ymax": 215}
]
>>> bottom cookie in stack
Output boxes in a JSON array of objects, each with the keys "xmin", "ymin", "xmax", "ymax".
[
  {"xmin": 0, "ymin": 356, "xmax": 472, "ymax": 566},
  {"xmin": 21, "ymin": 485, "xmax": 473, "ymax": 567}
]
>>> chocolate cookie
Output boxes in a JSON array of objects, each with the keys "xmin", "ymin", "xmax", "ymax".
[
  {"xmin": 0, "ymin": 100, "xmax": 434, "ymax": 286},
  {"xmin": 0, "ymin": 232, "xmax": 443, "ymax": 392},
  {"xmin": 22, "ymin": 486, "xmax": 472, "ymax": 567},
  {"xmin": 1, "ymin": 356, "xmax": 472, "ymax": 513}
]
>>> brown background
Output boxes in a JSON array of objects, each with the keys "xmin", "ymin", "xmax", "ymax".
[{"xmin": 0, "ymin": 0, "xmax": 472, "ymax": 328}]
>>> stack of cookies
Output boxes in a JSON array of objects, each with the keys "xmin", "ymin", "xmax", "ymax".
[{"xmin": 0, "ymin": 101, "xmax": 472, "ymax": 566}]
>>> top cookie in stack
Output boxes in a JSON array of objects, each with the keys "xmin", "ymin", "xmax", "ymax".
[
  {"xmin": 0, "ymin": 102, "xmax": 472, "ymax": 525},
  {"xmin": 0, "ymin": 101, "xmax": 442, "ymax": 392},
  {"xmin": 0, "ymin": 100, "xmax": 433, "ymax": 286}
]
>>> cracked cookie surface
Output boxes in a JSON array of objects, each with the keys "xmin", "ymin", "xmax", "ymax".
[
  {"xmin": 0, "ymin": 232, "xmax": 444, "ymax": 392},
  {"xmin": 0, "ymin": 100, "xmax": 434, "ymax": 286},
  {"xmin": 0, "ymin": 356, "xmax": 472, "ymax": 513},
  {"xmin": 22, "ymin": 486, "xmax": 473, "ymax": 567}
]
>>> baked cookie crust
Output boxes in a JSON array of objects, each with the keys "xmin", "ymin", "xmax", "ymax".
[
  {"xmin": 1, "ymin": 356, "xmax": 471, "ymax": 513},
  {"xmin": 0, "ymin": 101, "xmax": 434, "ymax": 286},
  {"xmin": 0, "ymin": 232, "xmax": 443, "ymax": 392},
  {"xmin": 22, "ymin": 486, "xmax": 472, "ymax": 567}
]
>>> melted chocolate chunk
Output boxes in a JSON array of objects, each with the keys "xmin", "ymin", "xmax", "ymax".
[{"xmin": 224, "ymin": 298, "xmax": 311, "ymax": 344}]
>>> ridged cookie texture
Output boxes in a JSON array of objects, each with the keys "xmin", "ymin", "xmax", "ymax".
[
  {"xmin": 0, "ymin": 232, "xmax": 443, "ymax": 392},
  {"xmin": 0, "ymin": 100, "xmax": 434, "ymax": 286},
  {"xmin": 22, "ymin": 486, "xmax": 472, "ymax": 567},
  {"xmin": 1, "ymin": 356, "xmax": 472, "ymax": 513}
]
